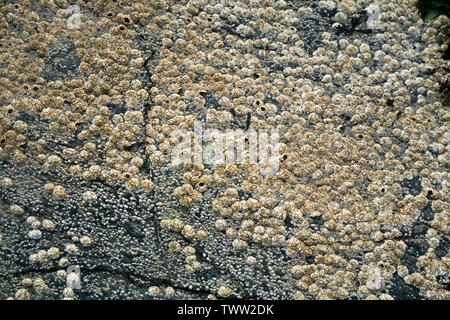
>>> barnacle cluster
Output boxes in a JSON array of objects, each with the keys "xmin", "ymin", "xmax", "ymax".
[{"xmin": 0, "ymin": 0, "xmax": 448, "ymax": 300}]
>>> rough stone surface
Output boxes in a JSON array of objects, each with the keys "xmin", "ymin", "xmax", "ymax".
[{"xmin": 0, "ymin": 0, "xmax": 448, "ymax": 300}]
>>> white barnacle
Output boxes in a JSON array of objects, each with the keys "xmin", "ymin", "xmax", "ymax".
[{"xmin": 28, "ymin": 229, "xmax": 42, "ymax": 240}]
